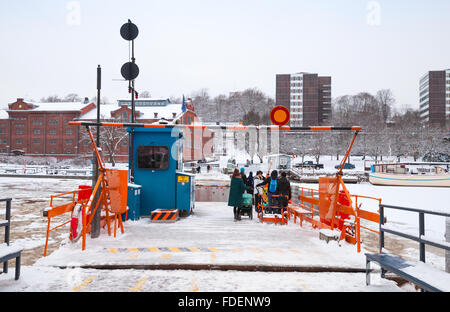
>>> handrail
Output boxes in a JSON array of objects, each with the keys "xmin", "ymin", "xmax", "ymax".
[
  {"xmin": 296, "ymin": 186, "xmax": 381, "ymax": 252},
  {"xmin": 1, "ymin": 198, "xmax": 12, "ymax": 246},
  {"xmin": 380, "ymin": 204, "xmax": 450, "ymax": 218},
  {"xmin": 379, "ymin": 204, "xmax": 450, "ymax": 263},
  {"xmin": 43, "ymin": 187, "xmax": 92, "ymax": 256}
]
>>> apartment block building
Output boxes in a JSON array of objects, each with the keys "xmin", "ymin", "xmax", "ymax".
[
  {"xmin": 419, "ymin": 69, "xmax": 450, "ymax": 126},
  {"xmin": 276, "ymin": 72, "xmax": 331, "ymax": 127}
]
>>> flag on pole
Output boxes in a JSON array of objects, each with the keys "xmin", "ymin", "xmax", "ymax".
[{"xmin": 182, "ymin": 95, "xmax": 187, "ymax": 113}]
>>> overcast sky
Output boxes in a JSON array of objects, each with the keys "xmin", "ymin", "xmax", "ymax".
[{"xmin": 0, "ymin": 0, "xmax": 449, "ymax": 112}]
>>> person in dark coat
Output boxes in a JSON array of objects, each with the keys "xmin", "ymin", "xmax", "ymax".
[
  {"xmin": 256, "ymin": 170, "xmax": 278, "ymax": 213},
  {"xmin": 240, "ymin": 168, "xmax": 248, "ymax": 187},
  {"xmin": 277, "ymin": 171, "xmax": 291, "ymax": 214},
  {"xmin": 247, "ymin": 171, "xmax": 254, "ymax": 194},
  {"xmin": 228, "ymin": 168, "xmax": 250, "ymax": 221}
]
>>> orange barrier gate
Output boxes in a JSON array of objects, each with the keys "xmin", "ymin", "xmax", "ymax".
[
  {"xmin": 43, "ymin": 125, "xmax": 129, "ymax": 256},
  {"xmin": 43, "ymin": 187, "xmax": 92, "ymax": 257},
  {"xmin": 288, "ymin": 182, "xmax": 381, "ymax": 253}
]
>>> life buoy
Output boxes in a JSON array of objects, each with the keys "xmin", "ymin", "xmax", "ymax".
[{"xmin": 70, "ymin": 204, "xmax": 83, "ymax": 242}]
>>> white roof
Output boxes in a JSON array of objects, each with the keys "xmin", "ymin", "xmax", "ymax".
[
  {"xmin": 0, "ymin": 110, "xmax": 8, "ymax": 119},
  {"xmin": 9, "ymin": 101, "xmax": 93, "ymax": 112},
  {"xmin": 79, "ymin": 103, "xmax": 184, "ymax": 121}
]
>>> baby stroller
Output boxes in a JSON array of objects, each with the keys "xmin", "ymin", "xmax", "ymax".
[{"xmin": 240, "ymin": 193, "xmax": 253, "ymax": 220}]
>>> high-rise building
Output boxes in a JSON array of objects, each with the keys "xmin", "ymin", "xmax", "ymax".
[
  {"xmin": 419, "ymin": 69, "xmax": 450, "ymax": 126},
  {"xmin": 276, "ymin": 72, "xmax": 331, "ymax": 127}
]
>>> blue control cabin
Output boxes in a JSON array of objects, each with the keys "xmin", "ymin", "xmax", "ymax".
[{"xmin": 126, "ymin": 127, "xmax": 195, "ymax": 218}]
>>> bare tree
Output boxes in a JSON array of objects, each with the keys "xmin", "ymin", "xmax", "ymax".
[
  {"xmin": 64, "ymin": 93, "xmax": 82, "ymax": 102},
  {"xmin": 140, "ymin": 91, "xmax": 151, "ymax": 98},
  {"xmin": 40, "ymin": 95, "xmax": 63, "ymax": 102},
  {"xmin": 79, "ymin": 116, "xmax": 128, "ymax": 167},
  {"xmin": 376, "ymin": 89, "xmax": 395, "ymax": 123},
  {"xmin": 90, "ymin": 96, "xmax": 110, "ymax": 104}
]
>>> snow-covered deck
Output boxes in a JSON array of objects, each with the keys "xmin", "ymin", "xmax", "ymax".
[{"xmin": 37, "ymin": 202, "xmax": 366, "ymax": 269}]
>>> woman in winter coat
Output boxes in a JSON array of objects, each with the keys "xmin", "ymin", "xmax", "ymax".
[{"xmin": 228, "ymin": 168, "xmax": 250, "ymax": 221}]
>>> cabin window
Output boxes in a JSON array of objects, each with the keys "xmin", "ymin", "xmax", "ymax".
[{"xmin": 137, "ymin": 145, "xmax": 169, "ymax": 170}]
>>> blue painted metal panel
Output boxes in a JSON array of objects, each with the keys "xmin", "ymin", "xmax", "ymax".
[
  {"xmin": 127, "ymin": 127, "xmax": 183, "ymax": 216},
  {"xmin": 176, "ymin": 172, "xmax": 195, "ymax": 215},
  {"xmin": 126, "ymin": 184, "xmax": 142, "ymax": 221}
]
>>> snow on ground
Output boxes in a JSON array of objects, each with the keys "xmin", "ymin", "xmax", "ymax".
[
  {"xmin": 36, "ymin": 202, "xmax": 368, "ymax": 268},
  {"xmin": 0, "ymin": 267, "xmax": 401, "ymax": 292},
  {"xmin": 0, "ymin": 169, "xmax": 448, "ymax": 292},
  {"xmin": 2, "ymin": 201, "xmax": 403, "ymax": 292}
]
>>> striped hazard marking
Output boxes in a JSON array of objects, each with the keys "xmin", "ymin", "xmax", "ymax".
[{"xmin": 150, "ymin": 209, "xmax": 179, "ymax": 222}]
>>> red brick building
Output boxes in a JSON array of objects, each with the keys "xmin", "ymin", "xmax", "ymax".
[{"xmin": 0, "ymin": 97, "xmax": 214, "ymax": 162}]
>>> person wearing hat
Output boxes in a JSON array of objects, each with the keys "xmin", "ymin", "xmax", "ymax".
[{"xmin": 240, "ymin": 167, "xmax": 248, "ymax": 190}]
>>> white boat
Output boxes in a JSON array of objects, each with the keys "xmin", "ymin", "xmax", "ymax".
[{"xmin": 369, "ymin": 163, "xmax": 450, "ymax": 187}]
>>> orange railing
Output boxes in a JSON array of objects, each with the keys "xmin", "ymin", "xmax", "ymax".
[
  {"xmin": 289, "ymin": 186, "xmax": 381, "ymax": 253},
  {"xmin": 43, "ymin": 187, "xmax": 92, "ymax": 256}
]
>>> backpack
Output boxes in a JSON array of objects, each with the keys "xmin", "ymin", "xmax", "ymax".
[{"xmin": 269, "ymin": 177, "xmax": 277, "ymax": 193}]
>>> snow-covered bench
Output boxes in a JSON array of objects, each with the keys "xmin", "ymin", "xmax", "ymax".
[
  {"xmin": 287, "ymin": 205, "xmax": 313, "ymax": 226},
  {"xmin": 0, "ymin": 198, "xmax": 22, "ymax": 280},
  {"xmin": 365, "ymin": 253, "xmax": 450, "ymax": 292},
  {"xmin": 366, "ymin": 204, "xmax": 450, "ymax": 292},
  {"xmin": 0, "ymin": 244, "xmax": 22, "ymax": 280}
]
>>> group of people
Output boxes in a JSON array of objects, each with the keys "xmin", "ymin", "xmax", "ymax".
[{"xmin": 228, "ymin": 167, "xmax": 291, "ymax": 221}]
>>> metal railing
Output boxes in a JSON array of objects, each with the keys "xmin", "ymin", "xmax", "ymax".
[
  {"xmin": 1, "ymin": 198, "xmax": 12, "ymax": 246},
  {"xmin": 379, "ymin": 204, "xmax": 450, "ymax": 263}
]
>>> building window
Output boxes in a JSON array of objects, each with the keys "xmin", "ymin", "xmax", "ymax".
[
  {"xmin": 16, "ymin": 139, "xmax": 23, "ymax": 145},
  {"xmin": 49, "ymin": 120, "xmax": 59, "ymax": 126},
  {"xmin": 137, "ymin": 145, "xmax": 169, "ymax": 170},
  {"xmin": 15, "ymin": 123, "xmax": 25, "ymax": 127},
  {"xmin": 49, "ymin": 129, "xmax": 57, "ymax": 135},
  {"xmin": 50, "ymin": 140, "xmax": 57, "ymax": 145},
  {"xmin": 65, "ymin": 140, "xmax": 73, "ymax": 146},
  {"xmin": 2, "ymin": 139, "xmax": 6, "ymax": 144},
  {"xmin": 65, "ymin": 129, "xmax": 73, "ymax": 135},
  {"xmin": 51, "ymin": 149, "xmax": 55, "ymax": 154},
  {"xmin": 16, "ymin": 129, "xmax": 23, "ymax": 135},
  {"xmin": 33, "ymin": 120, "xmax": 43, "ymax": 126},
  {"xmin": 0, "ymin": 129, "xmax": 4, "ymax": 134},
  {"xmin": 67, "ymin": 149, "xmax": 71, "ymax": 154},
  {"xmin": 83, "ymin": 140, "xmax": 90, "ymax": 146},
  {"xmin": 33, "ymin": 129, "xmax": 41, "ymax": 135},
  {"xmin": 33, "ymin": 139, "xmax": 40, "ymax": 145}
]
